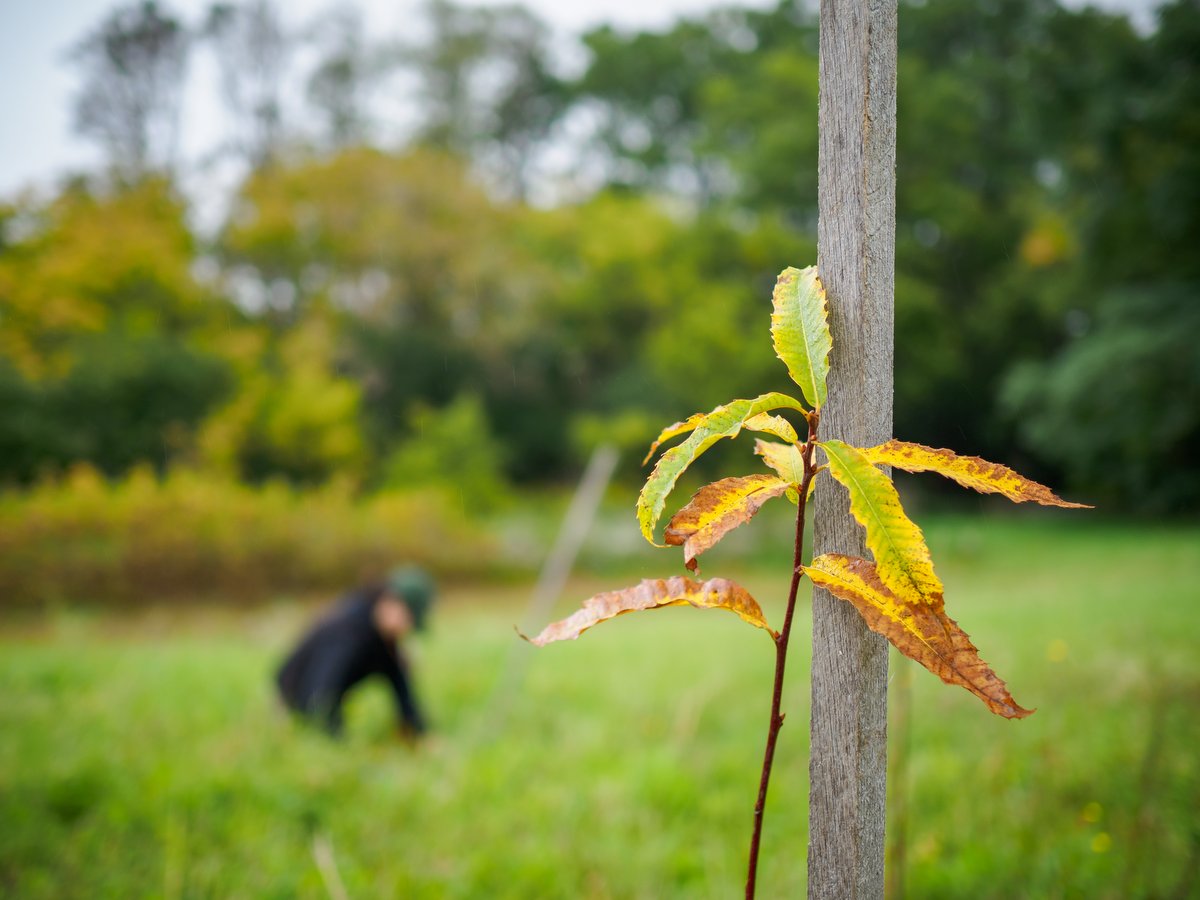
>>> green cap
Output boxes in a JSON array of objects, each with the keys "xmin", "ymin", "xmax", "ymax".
[{"xmin": 387, "ymin": 566, "xmax": 436, "ymax": 632}]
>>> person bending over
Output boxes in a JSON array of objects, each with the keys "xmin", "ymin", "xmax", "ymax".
[{"xmin": 276, "ymin": 567, "xmax": 435, "ymax": 739}]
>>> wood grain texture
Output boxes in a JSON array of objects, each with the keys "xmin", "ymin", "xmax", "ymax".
[{"xmin": 808, "ymin": 0, "xmax": 897, "ymax": 896}]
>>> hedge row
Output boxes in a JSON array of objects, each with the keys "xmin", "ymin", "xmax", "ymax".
[{"xmin": 0, "ymin": 466, "xmax": 503, "ymax": 608}]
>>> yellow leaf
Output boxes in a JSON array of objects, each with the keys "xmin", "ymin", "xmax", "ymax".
[
  {"xmin": 523, "ymin": 576, "xmax": 776, "ymax": 645},
  {"xmin": 637, "ymin": 392, "xmax": 805, "ymax": 545},
  {"xmin": 861, "ymin": 440, "xmax": 1092, "ymax": 508},
  {"xmin": 743, "ymin": 413, "xmax": 798, "ymax": 444},
  {"xmin": 664, "ymin": 475, "xmax": 790, "ymax": 571},
  {"xmin": 754, "ymin": 438, "xmax": 805, "ymax": 485},
  {"xmin": 771, "ymin": 266, "xmax": 832, "ymax": 410},
  {"xmin": 804, "ymin": 554, "xmax": 1032, "ymax": 719},
  {"xmin": 820, "ymin": 439, "xmax": 944, "ymax": 604}
]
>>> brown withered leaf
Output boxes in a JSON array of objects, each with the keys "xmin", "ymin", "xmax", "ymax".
[
  {"xmin": 664, "ymin": 475, "xmax": 790, "ymax": 572},
  {"xmin": 861, "ymin": 439, "xmax": 1092, "ymax": 508},
  {"xmin": 804, "ymin": 554, "xmax": 1033, "ymax": 719},
  {"xmin": 523, "ymin": 576, "xmax": 775, "ymax": 646}
]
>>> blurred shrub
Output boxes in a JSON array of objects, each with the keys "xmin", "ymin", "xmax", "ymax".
[
  {"xmin": 196, "ymin": 317, "xmax": 366, "ymax": 485},
  {"xmin": 0, "ymin": 465, "xmax": 502, "ymax": 608},
  {"xmin": 1002, "ymin": 286, "xmax": 1200, "ymax": 514},
  {"xmin": 0, "ymin": 361, "xmax": 62, "ymax": 483},
  {"xmin": 0, "ymin": 336, "xmax": 231, "ymax": 483},
  {"xmin": 380, "ymin": 394, "xmax": 510, "ymax": 510},
  {"xmin": 0, "ymin": 178, "xmax": 208, "ymax": 379}
]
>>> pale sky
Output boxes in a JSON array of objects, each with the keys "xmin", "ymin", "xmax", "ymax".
[
  {"xmin": 0, "ymin": 0, "xmax": 1157, "ymax": 200},
  {"xmin": 0, "ymin": 0, "xmax": 784, "ymax": 199}
]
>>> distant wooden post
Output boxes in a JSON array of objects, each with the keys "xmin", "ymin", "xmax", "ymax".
[{"xmin": 808, "ymin": 0, "xmax": 897, "ymax": 897}]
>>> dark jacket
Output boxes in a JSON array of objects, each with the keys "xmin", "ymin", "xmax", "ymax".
[{"xmin": 276, "ymin": 586, "xmax": 426, "ymax": 735}]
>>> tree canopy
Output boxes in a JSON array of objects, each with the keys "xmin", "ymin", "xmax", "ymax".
[{"xmin": 0, "ymin": 0, "xmax": 1194, "ymax": 511}]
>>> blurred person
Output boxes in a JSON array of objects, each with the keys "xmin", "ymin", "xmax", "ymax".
[{"xmin": 276, "ymin": 566, "xmax": 435, "ymax": 740}]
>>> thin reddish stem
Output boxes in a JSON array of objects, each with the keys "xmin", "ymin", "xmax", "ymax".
[{"xmin": 745, "ymin": 419, "xmax": 818, "ymax": 899}]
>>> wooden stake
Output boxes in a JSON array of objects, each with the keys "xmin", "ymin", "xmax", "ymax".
[{"xmin": 808, "ymin": 0, "xmax": 897, "ymax": 896}]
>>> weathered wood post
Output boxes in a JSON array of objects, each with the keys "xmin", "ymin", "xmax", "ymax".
[{"xmin": 807, "ymin": 0, "xmax": 897, "ymax": 896}]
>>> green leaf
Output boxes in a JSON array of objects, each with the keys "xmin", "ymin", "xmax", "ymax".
[
  {"xmin": 638, "ymin": 392, "xmax": 805, "ymax": 545},
  {"xmin": 643, "ymin": 410, "xmax": 797, "ymax": 465},
  {"xmin": 771, "ymin": 266, "xmax": 832, "ymax": 410},
  {"xmin": 642, "ymin": 412, "xmax": 710, "ymax": 466},
  {"xmin": 819, "ymin": 439, "xmax": 944, "ymax": 604}
]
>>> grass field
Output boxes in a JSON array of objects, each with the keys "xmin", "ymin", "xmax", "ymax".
[{"xmin": 2, "ymin": 515, "xmax": 1198, "ymax": 898}]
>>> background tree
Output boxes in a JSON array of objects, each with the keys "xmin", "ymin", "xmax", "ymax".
[
  {"xmin": 1003, "ymin": 286, "xmax": 1200, "ymax": 514},
  {"xmin": 400, "ymin": 0, "xmax": 495, "ymax": 154},
  {"xmin": 69, "ymin": 0, "xmax": 189, "ymax": 182},
  {"xmin": 0, "ymin": 179, "xmax": 232, "ymax": 481},
  {"xmin": 397, "ymin": 1, "xmax": 564, "ymax": 196},
  {"xmin": 7, "ymin": 0, "xmax": 1197, "ymax": 510},
  {"xmin": 204, "ymin": 0, "xmax": 292, "ymax": 168},
  {"xmin": 305, "ymin": 8, "xmax": 378, "ymax": 151},
  {"xmin": 472, "ymin": 4, "xmax": 565, "ymax": 200},
  {"xmin": 571, "ymin": 15, "xmax": 741, "ymax": 198},
  {"xmin": 196, "ymin": 314, "xmax": 365, "ymax": 485}
]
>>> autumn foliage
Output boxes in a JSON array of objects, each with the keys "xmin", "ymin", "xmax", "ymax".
[{"xmin": 527, "ymin": 264, "xmax": 1088, "ymax": 894}]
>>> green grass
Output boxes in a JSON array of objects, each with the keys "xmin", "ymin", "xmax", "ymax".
[{"xmin": 1, "ymin": 515, "xmax": 1198, "ymax": 897}]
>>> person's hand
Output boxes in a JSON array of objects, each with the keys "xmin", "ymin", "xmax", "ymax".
[
  {"xmin": 398, "ymin": 723, "xmax": 423, "ymax": 749},
  {"xmin": 399, "ymin": 726, "xmax": 446, "ymax": 755}
]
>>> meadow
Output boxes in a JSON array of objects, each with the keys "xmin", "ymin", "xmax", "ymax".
[{"xmin": 1, "ymin": 514, "xmax": 1197, "ymax": 898}]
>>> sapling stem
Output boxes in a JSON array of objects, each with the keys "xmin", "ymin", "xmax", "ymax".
[{"xmin": 745, "ymin": 417, "xmax": 818, "ymax": 899}]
